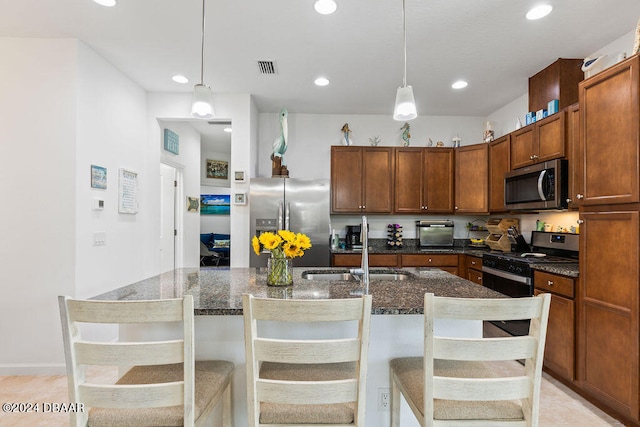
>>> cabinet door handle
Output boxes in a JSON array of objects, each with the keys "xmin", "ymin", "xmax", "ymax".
[
  {"xmin": 471, "ymin": 261, "xmax": 476, "ymax": 265},
  {"xmin": 530, "ymin": 155, "xmax": 535, "ymax": 160},
  {"xmin": 455, "ymin": 206, "xmax": 458, "ymax": 210},
  {"xmin": 533, "ymin": 154, "xmax": 539, "ymax": 159},
  {"xmin": 576, "ymin": 194, "xmax": 584, "ymax": 200},
  {"xmin": 547, "ymin": 280, "xmax": 554, "ymax": 286},
  {"xmin": 428, "ymin": 258, "xmax": 432, "ymax": 263},
  {"xmin": 577, "ymin": 219, "xmax": 584, "ymax": 225},
  {"xmin": 566, "ymin": 198, "xmax": 572, "ymax": 204}
]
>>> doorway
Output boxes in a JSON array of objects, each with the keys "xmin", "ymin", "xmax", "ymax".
[{"xmin": 160, "ymin": 163, "xmax": 177, "ymax": 273}]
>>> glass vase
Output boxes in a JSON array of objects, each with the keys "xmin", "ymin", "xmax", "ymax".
[{"xmin": 266, "ymin": 257, "xmax": 293, "ymax": 286}]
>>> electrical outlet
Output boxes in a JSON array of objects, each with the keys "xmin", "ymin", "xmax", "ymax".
[{"xmin": 377, "ymin": 388, "xmax": 390, "ymax": 411}]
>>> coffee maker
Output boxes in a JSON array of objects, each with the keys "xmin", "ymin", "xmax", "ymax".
[{"xmin": 345, "ymin": 225, "xmax": 363, "ymax": 249}]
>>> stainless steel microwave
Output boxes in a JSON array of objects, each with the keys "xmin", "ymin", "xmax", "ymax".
[{"xmin": 504, "ymin": 159, "xmax": 568, "ymax": 210}]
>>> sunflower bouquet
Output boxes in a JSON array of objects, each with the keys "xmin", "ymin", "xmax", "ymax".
[{"xmin": 252, "ymin": 230, "xmax": 312, "ymax": 286}]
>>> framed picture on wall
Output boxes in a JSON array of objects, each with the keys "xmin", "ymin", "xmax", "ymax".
[
  {"xmin": 91, "ymin": 165, "xmax": 107, "ymax": 189},
  {"xmin": 206, "ymin": 159, "xmax": 228, "ymax": 180},
  {"xmin": 234, "ymin": 170, "xmax": 246, "ymax": 182},
  {"xmin": 186, "ymin": 196, "xmax": 199, "ymax": 212},
  {"xmin": 233, "ymin": 192, "xmax": 247, "ymax": 205},
  {"xmin": 200, "ymin": 194, "xmax": 230, "ymax": 215}
]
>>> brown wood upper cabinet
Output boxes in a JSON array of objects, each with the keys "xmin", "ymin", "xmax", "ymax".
[
  {"xmin": 488, "ymin": 135, "xmax": 511, "ymax": 212},
  {"xmin": 330, "ymin": 146, "xmax": 394, "ymax": 214},
  {"xmin": 577, "ymin": 55, "xmax": 640, "ymax": 206},
  {"xmin": 455, "ymin": 143, "xmax": 489, "ymax": 214},
  {"xmin": 510, "ymin": 111, "xmax": 566, "ymax": 170},
  {"xmin": 394, "ymin": 147, "xmax": 454, "ymax": 213}
]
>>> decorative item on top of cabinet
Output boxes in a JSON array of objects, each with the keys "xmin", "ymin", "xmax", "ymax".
[
  {"xmin": 483, "ymin": 121, "xmax": 494, "ymax": 143},
  {"xmin": 368, "ymin": 135, "xmax": 381, "ymax": 146},
  {"xmin": 452, "ymin": 134, "xmax": 461, "ymax": 148},
  {"xmin": 455, "ymin": 143, "xmax": 489, "ymax": 214},
  {"xmin": 400, "ymin": 122, "xmax": 411, "ymax": 146},
  {"xmin": 387, "ymin": 224, "xmax": 403, "ymax": 248},
  {"xmin": 341, "ymin": 123, "xmax": 353, "ymax": 146}
]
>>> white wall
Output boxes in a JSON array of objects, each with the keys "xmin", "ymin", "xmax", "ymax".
[
  {"xmin": 0, "ymin": 38, "xmax": 150, "ymax": 374},
  {"xmin": 0, "ymin": 38, "xmax": 77, "ymax": 373}
]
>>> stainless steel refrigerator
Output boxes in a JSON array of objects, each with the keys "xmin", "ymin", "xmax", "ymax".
[{"xmin": 250, "ymin": 178, "xmax": 330, "ymax": 267}]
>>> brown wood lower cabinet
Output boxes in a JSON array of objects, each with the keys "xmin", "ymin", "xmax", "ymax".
[
  {"xmin": 534, "ymin": 271, "xmax": 575, "ymax": 382},
  {"xmin": 331, "ymin": 253, "xmax": 399, "ymax": 267},
  {"xmin": 400, "ymin": 254, "xmax": 458, "ymax": 276},
  {"xmin": 465, "ymin": 255, "xmax": 483, "ymax": 285}
]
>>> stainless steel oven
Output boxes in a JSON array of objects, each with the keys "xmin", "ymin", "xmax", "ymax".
[{"xmin": 482, "ymin": 231, "xmax": 579, "ymax": 336}]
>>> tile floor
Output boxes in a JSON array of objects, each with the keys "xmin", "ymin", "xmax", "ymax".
[{"xmin": 0, "ymin": 364, "xmax": 626, "ymax": 426}]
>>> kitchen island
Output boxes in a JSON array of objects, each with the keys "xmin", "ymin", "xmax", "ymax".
[{"xmin": 93, "ymin": 267, "xmax": 505, "ymax": 427}]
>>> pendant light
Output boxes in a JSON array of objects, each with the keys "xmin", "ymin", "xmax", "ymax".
[
  {"xmin": 191, "ymin": 0, "xmax": 215, "ymax": 119},
  {"xmin": 393, "ymin": 0, "xmax": 417, "ymax": 121}
]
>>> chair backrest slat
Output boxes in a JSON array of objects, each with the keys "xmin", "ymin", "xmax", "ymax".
[
  {"xmin": 255, "ymin": 338, "xmax": 360, "ymax": 364},
  {"xmin": 78, "ymin": 382, "xmax": 184, "ymax": 408},
  {"xmin": 433, "ymin": 296, "xmax": 543, "ymax": 321},
  {"xmin": 434, "ymin": 336, "xmax": 536, "ymax": 361},
  {"xmin": 250, "ymin": 297, "xmax": 366, "ymax": 322},
  {"xmin": 66, "ymin": 299, "xmax": 184, "ymax": 323},
  {"xmin": 433, "ymin": 376, "xmax": 530, "ymax": 401},
  {"xmin": 256, "ymin": 379, "xmax": 358, "ymax": 404},
  {"xmin": 74, "ymin": 340, "xmax": 184, "ymax": 366}
]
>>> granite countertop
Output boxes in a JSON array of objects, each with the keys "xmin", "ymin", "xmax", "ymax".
[
  {"xmin": 92, "ymin": 267, "xmax": 506, "ymax": 315},
  {"xmin": 531, "ymin": 263, "xmax": 579, "ymax": 278},
  {"xmin": 331, "ymin": 238, "xmax": 490, "ymax": 258}
]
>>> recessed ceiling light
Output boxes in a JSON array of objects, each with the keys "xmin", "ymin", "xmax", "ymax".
[
  {"xmin": 314, "ymin": 77, "xmax": 330, "ymax": 86},
  {"xmin": 526, "ymin": 5, "xmax": 552, "ymax": 20},
  {"xmin": 93, "ymin": 0, "xmax": 117, "ymax": 7},
  {"xmin": 223, "ymin": 127, "xmax": 232, "ymax": 133},
  {"xmin": 314, "ymin": 0, "xmax": 337, "ymax": 15},
  {"xmin": 452, "ymin": 80, "xmax": 468, "ymax": 89},
  {"xmin": 172, "ymin": 75, "xmax": 189, "ymax": 84}
]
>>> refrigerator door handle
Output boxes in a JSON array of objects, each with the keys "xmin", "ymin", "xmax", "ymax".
[
  {"xmin": 284, "ymin": 202, "xmax": 290, "ymax": 230},
  {"xmin": 277, "ymin": 202, "xmax": 284, "ymax": 230}
]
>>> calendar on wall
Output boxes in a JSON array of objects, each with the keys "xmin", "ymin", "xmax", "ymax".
[{"xmin": 118, "ymin": 168, "xmax": 138, "ymax": 214}]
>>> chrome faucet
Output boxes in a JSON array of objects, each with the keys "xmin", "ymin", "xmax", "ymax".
[{"xmin": 350, "ymin": 216, "xmax": 370, "ymax": 293}]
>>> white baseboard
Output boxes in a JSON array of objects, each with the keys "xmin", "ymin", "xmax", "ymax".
[{"xmin": 0, "ymin": 363, "xmax": 66, "ymax": 376}]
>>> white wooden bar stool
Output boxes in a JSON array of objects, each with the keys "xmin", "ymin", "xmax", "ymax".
[
  {"xmin": 390, "ymin": 293, "xmax": 551, "ymax": 427},
  {"xmin": 58, "ymin": 295, "xmax": 233, "ymax": 426},
  {"xmin": 242, "ymin": 293, "xmax": 372, "ymax": 426}
]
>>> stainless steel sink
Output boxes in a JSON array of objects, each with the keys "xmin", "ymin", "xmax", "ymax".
[{"xmin": 300, "ymin": 270, "xmax": 411, "ymax": 281}]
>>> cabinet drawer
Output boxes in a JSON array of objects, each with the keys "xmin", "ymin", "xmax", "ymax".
[
  {"xmin": 401, "ymin": 254, "xmax": 458, "ymax": 267},
  {"xmin": 465, "ymin": 256, "xmax": 482, "ymax": 271},
  {"xmin": 534, "ymin": 271, "xmax": 574, "ymax": 298},
  {"xmin": 467, "ymin": 269, "xmax": 483, "ymax": 285}
]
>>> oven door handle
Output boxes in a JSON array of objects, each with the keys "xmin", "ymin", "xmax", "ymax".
[{"xmin": 482, "ymin": 266, "xmax": 531, "ymax": 285}]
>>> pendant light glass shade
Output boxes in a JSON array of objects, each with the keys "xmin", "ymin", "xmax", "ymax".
[
  {"xmin": 191, "ymin": 0, "xmax": 215, "ymax": 119},
  {"xmin": 393, "ymin": 0, "xmax": 417, "ymax": 121},
  {"xmin": 191, "ymin": 84, "xmax": 214, "ymax": 118},
  {"xmin": 393, "ymin": 85, "xmax": 417, "ymax": 121}
]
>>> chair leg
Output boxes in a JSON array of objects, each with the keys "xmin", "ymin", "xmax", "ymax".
[
  {"xmin": 222, "ymin": 383, "xmax": 232, "ymax": 427},
  {"xmin": 391, "ymin": 370, "xmax": 401, "ymax": 427}
]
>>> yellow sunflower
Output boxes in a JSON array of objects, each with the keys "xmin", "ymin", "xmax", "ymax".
[
  {"xmin": 259, "ymin": 232, "xmax": 282, "ymax": 250},
  {"xmin": 283, "ymin": 241, "xmax": 303, "ymax": 258},
  {"xmin": 278, "ymin": 229, "xmax": 296, "ymax": 243},
  {"xmin": 296, "ymin": 233, "xmax": 312, "ymax": 250},
  {"xmin": 251, "ymin": 235, "xmax": 261, "ymax": 256}
]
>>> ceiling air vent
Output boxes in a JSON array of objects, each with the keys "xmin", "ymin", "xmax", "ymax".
[{"xmin": 257, "ymin": 60, "xmax": 277, "ymax": 75}]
